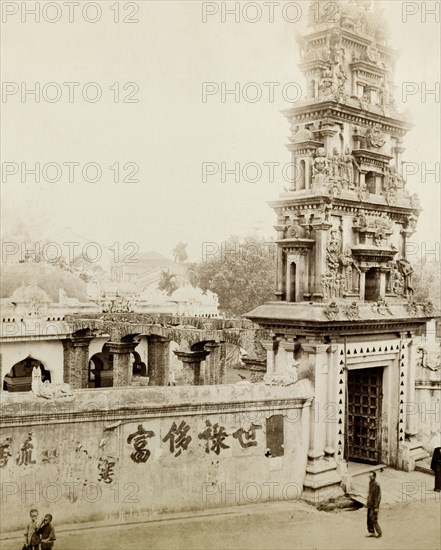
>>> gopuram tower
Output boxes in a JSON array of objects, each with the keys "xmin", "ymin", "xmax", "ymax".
[{"xmin": 247, "ymin": 0, "xmax": 434, "ymax": 500}]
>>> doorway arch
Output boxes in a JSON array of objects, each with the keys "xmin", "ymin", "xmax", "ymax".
[{"xmin": 3, "ymin": 356, "xmax": 51, "ymax": 392}]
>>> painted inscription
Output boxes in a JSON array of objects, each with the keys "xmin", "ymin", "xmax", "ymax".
[
  {"xmin": 127, "ymin": 424, "xmax": 155, "ymax": 463},
  {"xmin": 162, "ymin": 421, "xmax": 192, "ymax": 457},
  {"xmin": 16, "ymin": 433, "xmax": 36, "ymax": 467},
  {"xmin": 233, "ymin": 424, "xmax": 262, "ymax": 448},
  {"xmin": 198, "ymin": 420, "xmax": 230, "ymax": 455}
]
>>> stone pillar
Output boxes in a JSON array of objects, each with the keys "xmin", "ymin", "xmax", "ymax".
[
  {"xmin": 62, "ymin": 336, "xmax": 94, "ymax": 389},
  {"xmin": 374, "ymin": 174, "xmax": 383, "ymax": 194},
  {"xmin": 291, "ymin": 152, "xmax": 297, "ymax": 191},
  {"xmin": 379, "ymin": 267, "xmax": 388, "ymax": 299},
  {"xmin": 261, "ymin": 340, "xmax": 275, "ymax": 376},
  {"xmin": 325, "ymin": 344, "xmax": 338, "ymax": 459},
  {"xmin": 320, "ymin": 127, "xmax": 337, "ymax": 152},
  {"xmin": 275, "ymin": 339, "xmax": 295, "ymax": 374},
  {"xmin": 205, "ymin": 342, "xmax": 222, "ymax": 384},
  {"xmin": 302, "ymin": 341, "xmax": 342, "ymax": 502},
  {"xmin": 242, "ymin": 357, "xmax": 266, "ymax": 383},
  {"xmin": 311, "ymin": 222, "xmax": 332, "ymax": 299},
  {"xmin": 147, "ymin": 335, "xmax": 170, "ymax": 386},
  {"xmin": 275, "ymin": 244, "xmax": 285, "ymax": 301},
  {"xmin": 405, "ymin": 335, "xmax": 418, "ymax": 437},
  {"xmin": 305, "ymin": 158, "xmax": 312, "ymax": 190},
  {"xmin": 107, "ymin": 342, "xmax": 137, "ymax": 387},
  {"xmin": 359, "ymin": 267, "xmax": 368, "ymax": 301},
  {"xmin": 352, "ymin": 70, "xmax": 358, "ymax": 96},
  {"xmin": 175, "ymin": 350, "xmax": 209, "ymax": 385},
  {"xmin": 219, "ymin": 343, "xmax": 226, "ymax": 384},
  {"xmin": 395, "ymin": 142, "xmax": 405, "ymax": 169}
]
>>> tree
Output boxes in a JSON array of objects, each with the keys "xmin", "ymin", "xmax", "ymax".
[
  {"xmin": 158, "ymin": 269, "xmax": 179, "ymax": 296},
  {"xmin": 173, "ymin": 242, "xmax": 188, "ymax": 263},
  {"xmin": 189, "ymin": 235, "xmax": 276, "ymax": 318},
  {"xmin": 410, "ymin": 258, "xmax": 441, "ymax": 308}
]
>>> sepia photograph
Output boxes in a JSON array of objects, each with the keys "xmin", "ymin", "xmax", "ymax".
[{"xmin": 0, "ymin": 1, "xmax": 440, "ymax": 549}]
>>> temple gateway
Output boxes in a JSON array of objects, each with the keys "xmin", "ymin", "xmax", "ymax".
[{"xmin": 246, "ymin": 0, "xmax": 435, "ymax": 498}]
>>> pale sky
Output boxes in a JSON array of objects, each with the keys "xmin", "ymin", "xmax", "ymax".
[{"xmin": 1, "ymin": 0, "xmax": 440, "ymax": 262}]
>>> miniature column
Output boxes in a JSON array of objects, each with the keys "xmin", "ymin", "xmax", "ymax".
[
  {"xmin": 260, "ymin": 340, "xmax": 275, "ymax": 377},
  {"xmin": 274, "ymin": 223, "xmax": 286, "ymax": 301},
  {"xmin": 275, "ymin": 339, "xmax": 295, "ymax": 375},
  {"xmin": 311, "ymin": 221, "xmax": 332, "ymax": 299},
  {"xmin": 147, "ymin": 335, "xmax": 170, "ymax": 386},
  {"xmin": 204, "ymin": 342, "xmax": 222, "ymax": 384},
  {"xmin": 62, "ymin": 336, "xmax": 94, "ymax": 389},
  {"xmin": 175, "ymin": 350, "xmax": 209, "ymax": 385},
  {"xmin": 359, "ymin": 267, "xmax": 368, "ymax": 301},
  {"xmin": 379, "ymin": 267, "xmax": 389, "ymax": 299},
  {"xmin": 107, "ymin": 341, "xmax": 137, "ymax": 387}
]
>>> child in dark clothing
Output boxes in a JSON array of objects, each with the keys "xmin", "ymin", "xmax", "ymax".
[{"xmin": 37, "ymin": 514, "xmax": 56, "ymax": 550}]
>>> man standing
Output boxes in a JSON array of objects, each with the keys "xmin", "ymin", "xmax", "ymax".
[
  {"xmin": 430, "ymin": 447, "xmax": 441, "ymax": 492},
  {"xmin": 366, "ymin": 471, "xmax": 382, "ymax": 538}
]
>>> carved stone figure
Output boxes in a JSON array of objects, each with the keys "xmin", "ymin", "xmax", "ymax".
[
  {"xmin": 378, "ymin": 77, "xmax": 391, "ymax": 107},
  {"xmin": 328, "ymin": 28, "xmax": 342, "ymax": 64},
  {"xmin": 327, "ymin": 179, "xmax": 343, "ymax": 198},
  {"xmin": 326, "ymin": 230, "xmax": 342, "ymax": 272},
  {"xmin": 31, "ymin": 367, "xmax": 73, "ymax": 399},
  {"xmin": 397, "ymin": 258, "xmax": 414, "ymax": 297},
  {"xmin": 335, "ymin": 64, "xmax": 348, "ymax": 101},
  {"xmin": 319, "ymin": 201, "xmax": 332, "ymax": 223},
  {"xmin": 345, "ymin": 301, "xmax": 360, "ymax": 320},
  {"xmin": 372, "ymin": 300, "xmax": 392, "ymax": 316},
  {"xmin": 319, "ymin": 65, "xmax": 336, "ymax": 98},
  {"xmin": 423, "ymin": 301, "xmax": 434, "ymax": 316},
  {"xmin": 386, "ymin": 261, "xmax": 403, "ymax": 295},
  {"xmin": 353, "ymin": 210, "xmax": 368, "ymax": 229},
  {"xmin": 365, "ymin": 41, "xmax": 379, "ymax": 64},
  {"xmin": 312, "ymin": 148, "xmax": 330, "ymax": 187},
  {"xmin": 375, "ymin": 216, "xmax": 393, "ymax": 246},
  {"xmin": 358, "ymin": 182, "xmax": 370, "ymax": 202},
  {"xmin": 341, "ymin": 147, "xmax": 360, "ymax": 189},
  {"xmin": 324, "ymin": 302, "xmax": 340, "ymax": 320},
  {"xmin": 383, "ymin": 166, "xmax": 399, "ymax": 204},
  {"xmin": 358, "ymin": 92, "xmax": 370, "ymax": 111},
  {"xmin": 405, "ymin": 300, "xmax": 418, "ymax": 316},
  {"xmin": 329, "ymin": 147, "xmax": 341, "ymax": 178},
  {"xmin": 339, "ymin": 246, "xmax": 361, "ymax": 293},
  {"xmin": 366, "ymin": 123, "xmax": 386, "ymax": 148}
]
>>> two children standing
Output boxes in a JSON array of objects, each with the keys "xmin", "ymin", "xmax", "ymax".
[{"xmin": 24, "ymin": 509, "xmax": 55, "ymax": 550}]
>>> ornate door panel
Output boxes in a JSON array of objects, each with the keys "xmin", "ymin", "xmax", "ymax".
[{"xmin": 346, "ymin": 367, "xmax": 383, "ymax": 464}]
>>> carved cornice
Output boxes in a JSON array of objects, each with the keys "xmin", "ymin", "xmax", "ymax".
[
  {"xmin": 352, "ymin": 149, "xmax": 394, "ymax": 165},
  {"xmin": 282, "ymin": 102, "xmax": 411, "ymax": 137},
  {"xmin": 351, "ymin": 246, "xmax": 398, "ymax": 262}
]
